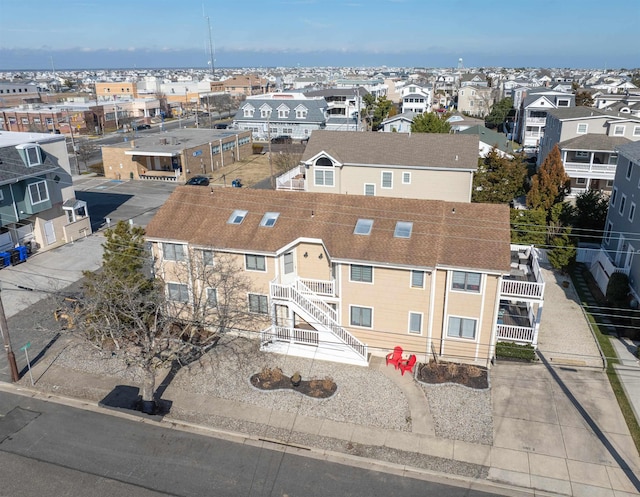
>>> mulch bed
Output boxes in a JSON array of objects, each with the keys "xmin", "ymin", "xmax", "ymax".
[
  {"xmin": 417, "ymin": 362, "xmax": 489, "ymax": 390},
  {"xmin": 250, "ymin": 368, "xmax": 337, "ymax": 399}
]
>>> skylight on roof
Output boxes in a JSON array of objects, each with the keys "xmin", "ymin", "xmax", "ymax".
[
  {"xmin": 354, "ymin": 219, "xmax": 373, "ymax": 235},
  {"xmin": 394, "ymin": 221, "xmax": 413, "ymax": 238},
  {"xmin": 228, "ymin": 209, "xmax": 248, "ymax": 225},
  {"xmin": 260, "ymin": 212, "xmax": 280, "ymax": 227}
]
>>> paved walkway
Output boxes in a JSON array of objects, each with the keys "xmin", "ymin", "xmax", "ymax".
[{"xmin": 536, "ymin": 266, "xmax": 604, "ymax": 368}]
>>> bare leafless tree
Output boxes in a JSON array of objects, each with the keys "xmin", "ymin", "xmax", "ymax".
[
  {"xmin": 72, "ymin": 221, "xmax": 265, "ymax": 413},
  {"xmin": 272, "ymin": 143, "xmax": 303, "ymax": 175}
]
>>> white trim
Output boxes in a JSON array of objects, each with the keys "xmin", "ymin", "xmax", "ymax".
[
  {"xmin": 349, "ymin": 264, "xmax": 374, "ymax": 284},
  {"xmin": 402, "ymin": 171, "xmax": 411, "ymax": 184},
  {"xmin": 364, "ymin": 183, "xmax": 375, "ymax": 196},
  {"xmin": 28, "ymin": 180, "xmax": 49, "ymax": 205},
  {"xmin": 410, "ymin": 269, "xmax": 425, "ymax": 289}
]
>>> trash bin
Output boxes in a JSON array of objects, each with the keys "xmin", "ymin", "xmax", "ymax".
[
  {"xmin": 15, "ymin": 245, "xmax": 28, "ymax": 262},
  {"xmin": 0, "ymin": 252, "xmax": 10, "ymax": 268}
]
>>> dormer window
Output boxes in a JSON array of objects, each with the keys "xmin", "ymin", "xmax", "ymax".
[
  {"xmin": 260, "ymin": 212, "xmax": 280, "ymax": 227},
  {"xmin": 228, "ymin": 209, "xmax": 248, "ymax": 224},
  {"xmin": 295, "ymin": 105, "xmax": 308, "ymax": 119},
  {"xmin": 260, "ymin": 107, "xmax": 272, "ymax": 118},
  {"xmin": 16, "ymin": 144, "xmax": 43, "ymax": 167},
  {"xmin": 354, "ymin": 219, "xmax": 373, "ymax": 235},
  {"xmin": 277, "ymin": 105, "xmax": 290, "ymax": 118},
  {"xmin": 243, "ymin": 107, "xmax": 254, "ymax": 117}
]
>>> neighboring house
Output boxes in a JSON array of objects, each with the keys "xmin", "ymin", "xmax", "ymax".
[
  {"xmin": 457, "ymin": 85, "xmax": 496, "ymax": 118},
  {"xmin": 594, "ymin": 93, "xmax": 640, "ymax": 118},
  {"xmin": 100, "ymin": 128, "xmax": 252, "ymax": 182},
  {"xmin": 590, "ymin": 141, "xmax": 640, "ymax": 300},
  {"xmin": 95, "ymin": 82, "xmax": 138, "ymax": 101},
  {"xmin": 514, "ymin": 88, "xmax": 575, "ymax": 148},
  {"xmin": 460, "ymin": 73, "xmax": 489, "ymax": 88},
  {"xmin": 379, "ymin": 112, "xmax": 416, "ymax": 133},
  {"xmin": 538, "ymin": 107, "xmax": 640, "ymax": 195},
  {"xmin": 145, "ymin": 187, "xmax": 543, "ymax": 367},
  {"xmin": 459, "ymin": 125, "xmax": 514, "ymax": 158},
  {"xmin": 305, "ymin": 87, "xmax": 368, "ymax": 131},
  {"xmin": 399, "ymin": 85, "xmax": 432, "ymax": 114},
  {"xmin": 446, "ymin": 113, "xmax": 485, "ymax": 133},
  {"xmin": 276, "ymin": 130, "xmax": 478, "ymax": 202},
  {"xmin": 0, "ymin": 131, "xmax": 91, "ymax": 252},
  {"xmin": 222, "ymin": 75, "xmax": 269, "ymax": 96},
  {"xmin": 0, "ymin": 103, "xmax": 106, "ymax": 138},
  {"xmin": 232, "ymin": 93, "xmax": 327, "ymax": 141}
]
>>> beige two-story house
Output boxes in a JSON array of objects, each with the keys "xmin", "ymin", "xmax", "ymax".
[
  {"xmin": 276, "ymin": 130, "xmax": 479, "ymax": 202},
  {"xmin": 145, "ymin": 187, "xmax": 542, "ymax": 368}
]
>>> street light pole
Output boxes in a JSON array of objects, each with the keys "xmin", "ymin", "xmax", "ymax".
[{"xmin": 0, "ymin": 287, "xmax": 20, "ymax": 382}]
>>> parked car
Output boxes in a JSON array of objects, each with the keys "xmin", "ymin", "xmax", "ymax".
[
  {"xmin": 271, "ymin": 136, "xmax": 292, "ymax": 144},
  {"xmin": 185, "ymin": 176, "xmax": 210, "ymax": 186},
  {"xmin": 135, "ymin": 123, "xmax": 151, "ymax": 130}
]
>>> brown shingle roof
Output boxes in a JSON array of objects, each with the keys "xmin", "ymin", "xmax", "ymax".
[
  {"xmin": 145, "ymin": 187, "xmax": 511, "ymax": 273},
  {"xmin": 301, "ymin": 130, "xmax": 478, "ymax": 171},
  {"xmin": 559, "ymin": 134, "xmax": 630, "ymax": 151}
]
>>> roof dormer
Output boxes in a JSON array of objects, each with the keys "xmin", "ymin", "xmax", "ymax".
[
  {"xmin": 295, "ymin": 104, "xmax": 308, "ymax": 119},
  {"xmin": 259, "ymin": 104, "xmax": 272, "ymax": 118},
  {"xmin": 277, "ymin": 104, "xmax": 290, "ymax": 118},
  {"xmin": 15, "ymin": 143, "xmax": 44, "ymax": 167}
]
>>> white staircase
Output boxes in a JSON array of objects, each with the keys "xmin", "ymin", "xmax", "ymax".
[{"xmin": 265, "ymin": 279, "xmax": 369, "ymax": 365}]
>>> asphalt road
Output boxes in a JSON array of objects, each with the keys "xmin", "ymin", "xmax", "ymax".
[{"xmin": 0, "ymin": 391, "xmax": 501, "ymax": 497}]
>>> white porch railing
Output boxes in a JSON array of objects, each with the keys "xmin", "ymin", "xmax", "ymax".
[
  {"xmin": 275, "ymin": 165, "xmax": 305, "ymax": 191},
  {"xmin": 591, "ymin": 249, "xmax": 629, "ymax": 277},
  {"xmin": 263, "ymin": 325, "xmax": 320, "ymax": 346},
  {"xmin": 299, "ymin": 277, "xmax": 335, "ymax": 296},
  {"xmin": 563, "ymin": 162, "xmax": 616, "ymax": 175},
  {"xmin": 497, "ymin": 324, "xmax": 536, "ymax": 343},
  {"xmin": 501, "ymin": 279, "xmax": 545, "ymax": 299},
  {"xmin": 270, "ymin": 280, "xmax": 368, "ymax": 360}
]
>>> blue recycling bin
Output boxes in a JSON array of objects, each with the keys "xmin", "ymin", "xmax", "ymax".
[
  {"xmin": 16, "ymin": 245, "xmax": 28, "ymax": 262},
  {"xmin": 0, "ymin": 251, "xmax": 11, "ymax": 268}
]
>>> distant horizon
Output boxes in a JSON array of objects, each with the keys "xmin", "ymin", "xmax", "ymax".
[{"xmin": 1, "ymin": 0, "xmax": 638, "ymax": 72}]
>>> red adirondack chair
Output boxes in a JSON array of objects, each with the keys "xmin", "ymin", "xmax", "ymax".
[
  {"xmin": 399, "ymin": 355, "xmax": 417, "ymax": 376},
  {"xmin": 385, "ymin": 346, "xmax": 403, "ymax": 369}
]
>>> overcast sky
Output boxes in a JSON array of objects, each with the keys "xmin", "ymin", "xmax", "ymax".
[{"xmin": 1, "ymin": 0, "xmax": 638, "ymax": 70}]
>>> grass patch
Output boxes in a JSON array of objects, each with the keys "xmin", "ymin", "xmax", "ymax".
[{"xmin": 570, "ymin": 265, "xmax": 640, "ymax": 453}]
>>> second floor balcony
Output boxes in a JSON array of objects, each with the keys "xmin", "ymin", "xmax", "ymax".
[
  {"xmin": 501, "ymin": 245, "xmax": 545, "ymax": 301},
  {"xmin": 562, "ymin": 150, "xmax": 618, "ymax": 177}
]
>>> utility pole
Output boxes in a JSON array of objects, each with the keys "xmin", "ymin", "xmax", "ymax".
[
  {"xmin": 267, "ymin": 115, "xmax": 274, "ymax": 189},
  {"xmin": 0, "ymin": 288, "xmax": 20, "ymax": 382}
]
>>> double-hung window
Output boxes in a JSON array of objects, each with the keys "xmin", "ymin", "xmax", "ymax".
[
  {"xmin": 163, "ymin": 243, "xmax": 186, "ymax": 262},
  {"xmin": 447, "ymin": 316, "xmax": 476, "ymax": 339},
  {"xmin": 167, "ymin": 283, "xmax": 189, "ymax": 302},
  {"xmin": 206, "ymin": 288, "xmax": 218, "ymax": 306},
  {"xmin": 314, "ymin": 169, "xmax": 334, "ymax": 186},
  {"xmin": 201, "ymin": 250, "xmax": 214, "ymax": 266},
  {"xmin": 246, "ymin": 254, "xmax": 266, "ymax": 271},
  {"xmin": 350, "ymin": 264, "xmax": 373, "ymax": 283},
  {"xmin": 409, "ymin": 312, "xmax": 422, "ymax": 334},
  {"xmin": 411, "ymin": 270, "xmax": 424, "ymax": 288},
  {"xmin": 451, "ymin": 271, "xmax": 481, "ymax": 292},
  {"xmin": 381, "ymin": 171, "xmax": 392, "ymax": 189},
  {"xmin": 248, "ymin": 294, "xmax": 268, "ymax": 314},
  {"xmin": 283, "ymin": 252, "xmax": 294, "ymax": 274},
  {"xmin": 28, "ymin": 180, "xmax": 49, "ymax": 205},
  {"xmin": 350, "ymin": 306, "xmax": 372, "ymax": 328}
]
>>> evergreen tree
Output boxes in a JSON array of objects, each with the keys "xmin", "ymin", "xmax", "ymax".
[
  {"xmin": 411, "ymin": 112, "xmax": 451, "ymax": 133},
  {"xmin": 547, "ymin": 226, "xmax": 576, "ymax": 272},
  {"xmin": 472, "ymin": 148, "xmax": 527, "ymax": 203},
  {"xmin": 526, "ymin": 145, "xmax": 570, "ymax": 210}
]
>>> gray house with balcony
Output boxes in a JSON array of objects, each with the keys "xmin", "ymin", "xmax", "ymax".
[
  {"xmin": 538, "ymin": 107, "xmax": 640, "ymax": 195},
  {"xmin": 591, "ymin": 142, "xmax": 640, "ymax": 301},
  {"xmin": 0, "ymin": 131, "xmax": 90, "ymax": 253}
]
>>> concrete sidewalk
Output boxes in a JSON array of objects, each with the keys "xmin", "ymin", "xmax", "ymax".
[{"xmin": 4, "ymin": 339, "xmax": 640, "ymax": 497}]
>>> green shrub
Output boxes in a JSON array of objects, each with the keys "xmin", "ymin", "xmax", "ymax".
[
  {"xmin": 606, "ymin": 272, "xmax": 630, "ymax": 307},
  {"xmin": 496, "ymin": 341, "xmax": 536, "ymax": 361}
]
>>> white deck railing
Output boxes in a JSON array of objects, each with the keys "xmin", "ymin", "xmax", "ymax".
[
  {"xmin": 298, "ymin": 277, "xmax": 335, "ymax": 297},
  {"xmin": 264, "ymin": 325, "xmax": 320, "ymax": 346},
  {"xmin": 275, "ymin": 166, "xmax": 305, "ymax": 190},
  {"xmin": 497, "ymin": 324, "xmax": 535, "ymax": 343}
]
